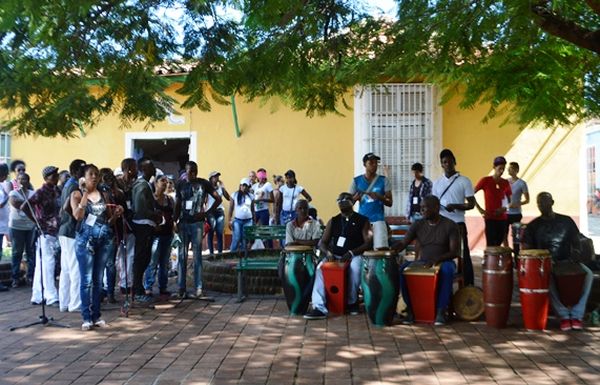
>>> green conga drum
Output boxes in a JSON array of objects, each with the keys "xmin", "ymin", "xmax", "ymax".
[
  {"xmin": 281, "ymin": 245, "xmax": 316, "ymax": 315},
  {"xmin": 361, "ymin": 250, "xmax": 400, "ymax": 327}
]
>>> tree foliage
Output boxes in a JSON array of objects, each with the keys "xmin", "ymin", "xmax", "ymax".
[{"xmin": 0, "ymin": 0, "xmax": 598, "ymax": 137}]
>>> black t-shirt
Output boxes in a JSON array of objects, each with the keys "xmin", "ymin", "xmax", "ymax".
[
  {"xmin": 522, "ymin": 213, "xmax": 579, "ymax": 261},
  {"xmin": 58, "ymin": 178, "xmax": 80, "ymax": 238},
  {"xmin": 328, "ymin": 212, "xmax": 368, "ymax": 256},
  {"xmin": 406, "ymin": 216, "xmax": 459, "ymax": 263},
  {"xmin": 176, "ymin": 178, "xmax": 215, "ymax": 223}
]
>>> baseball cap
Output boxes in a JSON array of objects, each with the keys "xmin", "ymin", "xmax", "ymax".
[
  {"xmin": 42, "ymin": 166, "xmax": 59, "ymax": 178},
  {"xmin": 493, "ymin": 156, "xmax": 507, "ymax": 166},
  {"xmin": 362, "ymin": 152, "xmax": 381, "ymax": 163},
  {"xmin": 240, "ymin": 177, "xmax": 251, "ymax": 186},
  {"xmin": 209, "ymin": 171, "xmax": 221, "ymax": 178}
]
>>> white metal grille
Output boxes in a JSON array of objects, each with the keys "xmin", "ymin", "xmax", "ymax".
[
  {"xmin": 355, "ymin": 84, "xmax": 435, "ymax": 217},
  {"xmin": 0, "ymin": 133, "xmax": 10, "ymax": 165}
]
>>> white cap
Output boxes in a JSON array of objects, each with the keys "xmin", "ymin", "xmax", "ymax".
[{"xmin": 240, "ymin": 177, "xmax": 251, "ymax": 186}]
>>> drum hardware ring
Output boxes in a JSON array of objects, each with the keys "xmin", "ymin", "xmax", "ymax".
[
  {"xmin": 519, "ymin": 288, "xmax": 549, "ymax": 294},
  {"xmin": 485, "ymin": 303, "xmax": 508, "ymax": 307},
  {"xmin": 482, "ymin": 269, "xmax": 512, "ymax": 275}
]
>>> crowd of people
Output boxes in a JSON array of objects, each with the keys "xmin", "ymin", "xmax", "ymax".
[{"xmin": 0, "ymin": 148, "xmax": 593, "ymax": 331}]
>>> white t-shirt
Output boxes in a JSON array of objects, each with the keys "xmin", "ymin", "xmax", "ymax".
[
  {"xmin": 252, "ymin": 182, "xmax": 273, "ymax": 212},
  {"xmin": 206, "ymin": 185, "xmax": 225, "ymax": 211},
  {"xmin": 280, "ymin": 184, "xmax": 304, "ymax": 212},
  {"xmin": 432, "ymin": 173, "xmax": 474, "ymax": 224},
  {"xmin": 231, "ymin": 191, "xmax": 254, "ymax": 220}
]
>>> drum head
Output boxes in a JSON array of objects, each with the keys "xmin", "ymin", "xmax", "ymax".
[
  {"xmin": 284, "ymin": 245, "xmax": 313, "ymax": 252},
  {"xmin": 363, "ymin": 249, "xmax": 398, "ymax": 258},
  {"xmin": 452, "ymin": 286, "xmax": 484, "ymax": 321},
  {"xmin": 519, "ymin": 249, "xmax": 550, "ymax": 258},
  {"xmin": 484, "ymin": 246, "xmax": 512, "ymax": 255}
]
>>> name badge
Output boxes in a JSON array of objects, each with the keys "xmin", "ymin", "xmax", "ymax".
[
  {"xmin": 126, "ymin": 200, "xmax": 132, "ymax": 209},
  {"xmin": 185, "ymin": 200, "xmax": 193, "ymax": 210},
  {"xmin": 85, "ymin": 214, "xmax": 97, "ymax": 227},
  {"xmin": 412, "ymin": 197, "xmax": 419, "ymax": 204},
  {"xmin": 336, "ymin": 236, "xmax": 346, "ymax": 247}
]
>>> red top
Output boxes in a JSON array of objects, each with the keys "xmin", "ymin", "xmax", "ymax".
[{"xmin": 475, "ymin": 176, "xmax": 512, "ymax": 220}]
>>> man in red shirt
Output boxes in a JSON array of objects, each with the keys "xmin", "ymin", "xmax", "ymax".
[{"xmin": 474, "ymin": 156, "xmax": 512, "ymax": 246}]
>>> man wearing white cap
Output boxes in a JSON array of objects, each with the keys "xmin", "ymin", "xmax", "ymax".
[{"xmin": 228, "ymin": 178, "xmax": 255, "ymax": 252}]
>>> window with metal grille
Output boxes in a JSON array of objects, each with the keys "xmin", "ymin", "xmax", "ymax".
[
  {"xmin": 354, "ymin": 84, "xmax": 437, "ymax": 217},
  {"xmin": 0, "ymin": 132, "xmax": 10, "ymax": 165}
]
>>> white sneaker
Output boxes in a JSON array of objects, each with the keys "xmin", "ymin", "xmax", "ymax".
[
  {"xmin": 93, "ymin": 319, "xmax": 108, "ymax": 328},
  {"xmin": 81, "ymin": 321, "xmax": 93, "ymax": 331},
  {"xmin": 195, "ymin": 288, "xmax": 203, "ymax": 298}
]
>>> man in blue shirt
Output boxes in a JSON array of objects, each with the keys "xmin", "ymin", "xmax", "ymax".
[{"xmin": 349, "ymin": 153, "xmax": 393, "ymax": 249}]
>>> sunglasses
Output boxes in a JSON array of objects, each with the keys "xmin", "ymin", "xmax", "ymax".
[{"xmin": 337, "ymin": 197, "xmax": 352, "ymax": 203}]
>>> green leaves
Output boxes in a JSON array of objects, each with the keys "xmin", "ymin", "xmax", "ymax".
[{"xmin": 0, "ymin": 0, "xmax": 599, "ymax": 137}]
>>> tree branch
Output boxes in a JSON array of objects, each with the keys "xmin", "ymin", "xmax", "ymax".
[
  {"xmin": 586, "ymin": 0, "xmax": 600, "ymax": 17},
  {"xmin": 531, "ymin": 3, "xmax": 600, "ymax": 54}
]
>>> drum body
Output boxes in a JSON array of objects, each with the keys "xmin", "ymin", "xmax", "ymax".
[
  {"xmin": 361, "ymin": 250, "xmax": 400, "ymax": 327},
  {"xmin": 282, "ymin": 246, "xmax": 316, "ymax": 315},
  {"xmin": 322, "ymin": 261, "xmax": 349, "ymax": 315},
  {"xmin": 403, "ymin": 263, "xmax": 440, "ymax": 324},
  {"xmin": 553, "ymin": 261, "xmax": 586, "ymax": 307},
  {"xmin": 518, "ymin": 249, "xmax": 552, "ymax": 330},
  {"xmin": 483, "ymin": 246, "xmax": 514, "ymax": 328}
]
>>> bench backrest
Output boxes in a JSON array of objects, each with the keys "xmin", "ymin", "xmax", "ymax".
[{"xmin": 243, "ymin": 225, "xmax": 287, "ymax": 241}]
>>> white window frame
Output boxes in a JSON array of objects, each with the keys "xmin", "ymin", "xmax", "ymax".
[
  {"xmin": 354, "ymin": 83, "xmax": 443, "ymax": 217},
  {"xmin": 124, "ymin": 131, "xmax": 197, "ymax": 162},
  {"xmin": 580, "ymin": 119, "xmax": 600, "ymax": 250},
  {"xmin": 0, "ymin": 132, "xmax": 10, "ymax": 165}
]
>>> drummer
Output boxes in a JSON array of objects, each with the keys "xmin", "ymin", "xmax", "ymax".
[
  {"xmin": 521, "ymin": 192, "xmax": 594, "ymax": 331},
  {"xmin": 391, "ymin": 195, "xmax": 460, "ymax": 326},
  {"xmin": 303, "ymin": 192, "xmax": 371, "ymax": 320},
  {"xmin": 285, "ymin": 200, "xmax": 322, "ymax": 247}
]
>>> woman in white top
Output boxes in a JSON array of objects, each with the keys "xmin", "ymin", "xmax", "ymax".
[
  {"xmin": 277, "ymin": 169, "xmax": 312, "ymax": 226},
  {"xmin": 8, "ymin": 173, "xmax": 36, "ymax": 287},
  {"xmin": 228, "ymin": 178, "xmax": 255, "ymax": 252},
  {"xmin": 0, "ymin": 164, "xmax": 10, "ymax": 260}
]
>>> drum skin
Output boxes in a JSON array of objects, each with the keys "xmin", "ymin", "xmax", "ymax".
[
  {"xmin": 282, "ymin": 247, "xmax": 316, "ymax": 315},
  {"xmin": 518, "ymin": 249, "xmax": 552, "ymax": 330},
  {"xmin": 361, "ymin": 251, "xmax": 399, "ymax": 327},
  {"xmin": 483, "ymin": 246, "xmax": 513, "ymax": 328}
]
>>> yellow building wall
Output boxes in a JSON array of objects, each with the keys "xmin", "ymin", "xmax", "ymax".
[
  {"xmin": 10, "ymin": 85, "xmax": 356, "ymax": 222},
  {"xmin": 9, "ymin": 83, "xmax": 581, "ymax": 231}
]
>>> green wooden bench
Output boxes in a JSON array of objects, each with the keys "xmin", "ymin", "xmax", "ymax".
[{"xmin": 237, "ymin": 225, "xmax": 287, "ymax": 302}]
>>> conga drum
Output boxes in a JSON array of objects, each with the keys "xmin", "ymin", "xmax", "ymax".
[
  {"xmin": 403, "ymin": 263, "xmax": 440, "ymax": 323},
  {"xmin": 483, "ymin": 246, "xmax": 514, "ymax": 328},
  {"xmin": 518, "ymin": 249, "xmax": 552, "ymax": 330},
  {"xmin": 361, "ymin": 250, "xmax": 400, "ymax": 327},
  {"xmin": 281, "ymin": 246, "xmax": 316, "ymax": 315},
  {"xmin": 321, "ymin": 261, "xmax": 349, "ymax": 315},
  {"xmin": 553, "ymin": 260, "xmax": 586, "ymax": 307}
]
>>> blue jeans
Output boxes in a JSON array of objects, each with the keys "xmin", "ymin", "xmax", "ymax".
[
  {"xmin": 399, "ymin": 260, "xmax": 456, "ymax": 312},
  {"xmin": 207, "ymin": 209, "xmax": 225, "ymax": 254},
  {"xmin": 254, "ymin": 209, "xmax": 273, "ymax": 248},
  {"xmin": 279, "ymin": 210, "xmax": 296, "ymax": 247},
  {"xmin": 10, "ymin": 228, "xmax": 36, "ymax": 281},
  {"xmin": 104, "ymin": 243, "xmax": 117, "ymax": 295},
  {"xmin": 177, "ymin": 221, "xmax": 203, "ymax": 290},
  {"xmin": 144, "ymin": 233, "xmax": 174, "ymax": 292},
  {"xmin": 230, "ymin": 218, "xmax": 253, "ymax": 252},
  {"xmin": 76, "ymin": 223, "xmax": 114, "ymax": 323}
]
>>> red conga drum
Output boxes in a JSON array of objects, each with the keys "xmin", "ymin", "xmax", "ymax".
[
  {"xmin": 553, "ymin": 261, "xmax": 586, "ymax": 307},
  {"xmin": 321, "ymin": 261, "xmax": 349, "ymax": 315},
  {"xmin": 483, "ymin": 246, "xmax": 513, "ymax": 328},
  {"xmin": 403, "ymin": 263, "xmax": 440, "ymax": 323},
  {"xmin": 518, "ymin": 249, "xmax": 552, "ymax": 330}
]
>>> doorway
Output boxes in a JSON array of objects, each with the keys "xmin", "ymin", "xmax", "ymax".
[{"xmin": 125, "ymin": 132, "xmax": 197, "ymax": 178}]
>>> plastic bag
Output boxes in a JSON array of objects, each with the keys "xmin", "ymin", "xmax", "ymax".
[{"xmin": 251, "ymin": 239, "xmax": 265, "ymax": 250}]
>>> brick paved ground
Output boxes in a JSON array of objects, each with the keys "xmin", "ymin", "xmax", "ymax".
[{"xmin": 0, "ymin": 255, "xmax": 599, "ymax": 385}]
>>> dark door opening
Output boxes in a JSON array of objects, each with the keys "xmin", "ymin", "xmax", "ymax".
[{"xmin": 133, "ymin": 138, "xmax": 190, "ymax": 178}]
